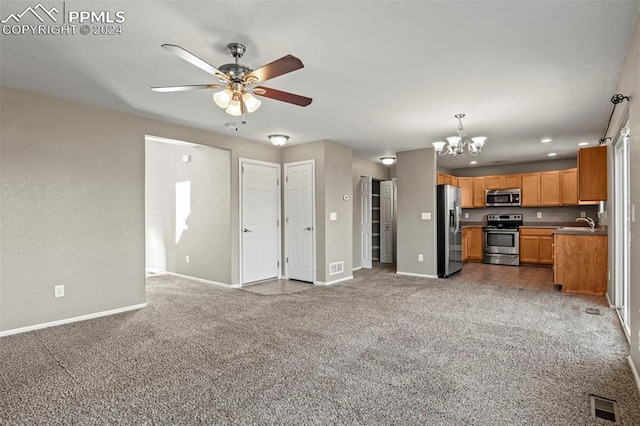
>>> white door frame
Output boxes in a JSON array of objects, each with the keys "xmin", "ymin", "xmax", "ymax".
[
  {"xmin": 239, "ymin": 158, "xmax": 281, "ymax": 285},
  {"xmin": 284, "ymin": 159, "xmax": 316, "ymax": 282}
]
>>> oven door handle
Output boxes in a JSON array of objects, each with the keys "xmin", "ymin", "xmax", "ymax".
[{"xmin": 484, "ymin": 229, "xmax": 520, "ymax": 234}]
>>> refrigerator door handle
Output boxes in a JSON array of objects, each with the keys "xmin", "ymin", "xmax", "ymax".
[{"xmin": 454, "ymin": 203, "xmax": 462, "ymax": 233}]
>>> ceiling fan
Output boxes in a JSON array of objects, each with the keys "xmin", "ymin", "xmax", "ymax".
[{"xmin": 152, "ymin": 42, "xmax": 312, "ymax": 122}]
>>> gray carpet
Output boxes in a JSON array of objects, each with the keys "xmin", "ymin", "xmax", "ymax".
[{"xmin": 2, "ymin": 264, "xmax": 639, "ymax": 425}]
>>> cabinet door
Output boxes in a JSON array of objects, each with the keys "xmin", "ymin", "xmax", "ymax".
[
  {"xmin": 519, "ymin": 235, "xmax": 540, "ymax": 263},
  {"xmin": 540, "ymin": 171, "xmax": 561, "ymax": 206},
  {"xmin": 560, "ymin": 168, "xmax": 578, "ymax": 206},
  {"xmin": 472, "ymin": 177, "xmax": 485, "ymax": 207},
  {"xmin": 468, "ymin": 227, "xmax": 484, "ymax": 261},
  {"xmin": 462, "ymin": 228, "xmax": 469, "ymax": 262},
  {"xmin": 521, "ymin": 173, "xmax": 540, "ymax": 206},
  {"xmin": 503, "ymin": 174, "xmax": 521, "ymax": 189},
  {"xmin": 458, "ymin": 178, "xmax": 473, "ymax": 208},
  {"xmin": 450, "ymin": 176, "xmax": 459, "ymax": 187},
  {"xmin": 578, "ymin": 146, "xmax": 607, "ymax": 201},
  {"xmin": 484, "ymin": 175, "xmax": 502, "ymax": 190},
  {"xmin": 539, "ymin": 236, "xmax": 554, "ymax": 264}
]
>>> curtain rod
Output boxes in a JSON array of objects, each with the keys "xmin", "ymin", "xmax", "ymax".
[{"xmin": 599, "ymin": 93, "xmax": 630, "ymax": 145}]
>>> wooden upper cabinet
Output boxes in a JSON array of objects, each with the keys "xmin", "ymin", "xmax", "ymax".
[
  {"xmin": 483, "ymin": 175, "xmax": 503, "ymax": 190},
  {"xmin": 450, "ymin": 176, "xmax": 459, "ymax": 187},
  {"xmin": 437, "ymin": 172, "xmax": 446, "ymax": 185},
  {"xmin": 472, "ymin": 177, "xmax": 485, "ymax": 207},
  {"xmin": 458, "ymin": 177, "xmax": 473, "ymax": 208},
  {"xmin": 521, "ymin": 173, "xmax": 540, "ymax": 206},
  {"xmin": 560, "ymin": 168, "xmax": 578, "ymax": 206},
  {"xmin": 503, "ymin": 174, "xmax": 521, "ymax": 189},
  {"xmin": 578, "ymin": 146, "xmax": 607, "ymax": 201},
  {"xmin": 539, "ymin": 171, "xmax": 561, "ymax": 206},
  {"xmin": 483, "ymin": 174, "xmax": 521, "ymax": 190}
]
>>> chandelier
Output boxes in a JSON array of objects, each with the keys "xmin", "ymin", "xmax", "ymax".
[{"xmin": 432, "ymin": 113, "xmax": 486, "ymax": 157}]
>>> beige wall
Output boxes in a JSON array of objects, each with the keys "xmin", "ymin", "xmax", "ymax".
[
  {"xmin": 145, "ymin": 139, "xmax": 231, "ymax": 283},
  {"xmin": 282, "ymin": 140, "xmax": 354, "ymax": 283},
  {"xmin": 0, "ymin": 87, "xmax": 280, "ymax": 332},
  {"xmin": 352, "ymin": 158, "xmax": 390, "ymax": 269},
  {"xmin": 605, "ymin": 13, "xmax": 640, "ymax": 373},
  {"xmin": 396, "ymin": 148, "xmax": 438, "ymax": 277},
  {"xmin": 454, "ymin": 158, "xmax": 577, "ymax": 177}
]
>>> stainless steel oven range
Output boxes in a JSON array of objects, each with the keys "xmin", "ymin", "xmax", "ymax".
[{"xmin": 483, "ymin": 214, "xmax": 523, "ymax": 266}]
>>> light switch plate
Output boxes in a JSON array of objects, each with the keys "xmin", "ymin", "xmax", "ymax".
[
  {"xmin": 330, "ymin": 212, "xmax": 337, "ymax": 221},
  {"xmin": 421, "ymin": 212, "xmax": 431, "ymax": 220}
]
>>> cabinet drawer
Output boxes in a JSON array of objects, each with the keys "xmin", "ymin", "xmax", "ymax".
[{"xmin": 519, "ymin": 227, "xmax": 555, "ymax": 237}]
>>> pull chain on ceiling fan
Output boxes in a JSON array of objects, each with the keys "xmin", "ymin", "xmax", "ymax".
[{"xmin": 151, "ymin": 42, "xmax": 312, "ymax": 124}]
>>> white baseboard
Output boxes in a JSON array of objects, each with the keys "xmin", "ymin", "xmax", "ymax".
[
  {"xmin": 352, "ymin": 267, "xmax": 362, "ymax": 272},
  {"xmin": 396, "ymin": 271, "xmax": 438, "ymax": 279},
  {"xmin": 0, "ymin": 303, "xmax": 147, "ymax": 337},
  {"xmin": 165, "ymin": 272, "xmax": 240, "ymax": 289},
  {"xmin": 629, "ymin": 356, "xmax": 640, "ymax": 395},
  {"xmin": 314, "ymin": 275, "xmax": 354, "ymax": 286},
  {"xmin": 606, "ymin": 292, "xmax": 613, "ymax": 308}
]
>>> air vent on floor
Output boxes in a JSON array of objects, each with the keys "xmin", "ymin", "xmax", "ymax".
[
  {"xmin": 329, "ymin": 261, "xmax": 344, "ymax": 275},
  {"xmin": 590, "ymin": 395, "xmax": 619, "ymax": 422},
  {"xmin": 585, "ymin": 308, "xmax": 602, "ymax": 315}
]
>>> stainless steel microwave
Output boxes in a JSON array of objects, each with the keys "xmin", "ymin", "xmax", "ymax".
[{"xmin": 485, "ymin": 189, "xmax": 521, "ymax": 207}]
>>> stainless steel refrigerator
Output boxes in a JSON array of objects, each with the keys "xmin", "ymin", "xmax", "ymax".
[{"xmin": 437, "ymin": 184, "xmax": 463, "ymax": 278}]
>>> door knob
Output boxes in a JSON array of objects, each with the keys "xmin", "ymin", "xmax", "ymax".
[
  {"xmin": 243, "ymin": 228, "xmax": 252, "ymax": 233},
  {"xmin": 304, "ymin": 227, "xmax": 313, "ymax": 231}
]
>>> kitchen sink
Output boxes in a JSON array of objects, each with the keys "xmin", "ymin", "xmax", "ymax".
[{"xmin": 556, "ymin": 226, "xmax": 599, "ymax": 232}]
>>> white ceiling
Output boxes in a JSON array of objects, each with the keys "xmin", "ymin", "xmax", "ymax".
[{"xmin": 1, "ymin": 1, "xmax": 638, "ymax": 170}]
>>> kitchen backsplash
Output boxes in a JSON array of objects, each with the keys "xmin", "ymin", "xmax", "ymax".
[{"xmin": 462, "ymin": 205, "xmax": 599, "ymax": 223}]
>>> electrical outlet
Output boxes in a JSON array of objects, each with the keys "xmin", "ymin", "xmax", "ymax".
[
  {"xmin": 536, "ymin": 212, "xmax": 542, "ymax": 219},
  {"xmin": 54, "ymin": 285, "xmax": 64, "ymax": 298},
  {"xmin": 186, "ymin": 255, "xmax": 190, "ymax": 263},
  {"xmin": 418, "ymin": 254, "xmax": 423, "ymax": 262},
  {"xmin": 464, "ymin": 212, "xmax": 469, "ymax": 219},
  {"xmin": 580, "ymin": 211, "xmax": 586, "ymax": 218}
]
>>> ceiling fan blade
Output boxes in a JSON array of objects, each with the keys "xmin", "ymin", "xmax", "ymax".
[
  {"xmin": 161, "ymin": 44, "xmax": 224, "ymax": 77},
  {"xmin": 245, "ymin": 55, "xmax": 304, "ymax": 82},
  {"xmin": 151, "ymin": 84, "xmax": 220, "ymax": 92},
  {"xmin": 253, "ymin": 86, "xmax": 312, "ymax": 107}
]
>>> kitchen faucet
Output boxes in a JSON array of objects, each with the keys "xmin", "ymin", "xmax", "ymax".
[{"xmin": 576, "ymin": 217, "xmax": 596, "ymax": 229}]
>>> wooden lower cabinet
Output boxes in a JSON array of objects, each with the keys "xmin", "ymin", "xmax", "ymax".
[
  {"xmin": 464, "ymin": 226, "xmax": 483, "ymax": 262},
  {"xmin": 519, "ymin": 227, "xmax": 555, "ymax": 265},
  {"xmin": 553, "ymin": 233, "xmax": 608, "ymax": 295}
]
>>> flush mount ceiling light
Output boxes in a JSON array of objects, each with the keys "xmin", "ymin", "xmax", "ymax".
[
  {"xmin": 380, "ymin": 156, "xmax": 396, "ymax": 165},
  {"xmin": 268, "ymin": 134, "xmax": 289, "ymax": 146},
  {"xmin": 432, "ymin": 113, "xmax": 486, "ymax": 157}
]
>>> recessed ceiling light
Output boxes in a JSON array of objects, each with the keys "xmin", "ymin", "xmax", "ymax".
[
  {"xmin": 540, "ymin": 138, "xmax": 552, "ymax": 143},
  {"xmin": 470, "ymin": 161, "xmax": 478, "ymax": 165},
  {"xmin": 548, "ymin": 152, "xmax": 557, "ymax": 157},
  {"xmin": 578, "ymin": 142, "xmax": 589, "ymax": 146}
]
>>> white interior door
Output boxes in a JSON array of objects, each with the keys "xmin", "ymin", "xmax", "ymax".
[
  {"xmin": 380, "ymin": 180, "xmax": 394, "ymax": 263},
  {"xmin": 360, "ymin": 176, "xmax": 372, "ymax": 269},
  {"xmin": 285, "ymin": 161, "xmax": 314, "ymax": 282},
  {"xmin": 242, "ymin": 161, "xmax": 279, "ymax": 284}
]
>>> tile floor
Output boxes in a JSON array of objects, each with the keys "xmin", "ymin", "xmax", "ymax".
[{"xmin": 449, "ymin": 262, "xmax": 558, "ymax": 292}]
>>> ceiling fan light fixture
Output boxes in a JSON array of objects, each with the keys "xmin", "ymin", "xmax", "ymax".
[
  {"xmin": 225, "ymin": 95, "xmax": 242, "ymax": 116},
  {"xmin": 380, "ymin": 157, "xmax": 396, "ymax": 165},
  {"xmin": 242, "ymin": 92, "xmax": 262, "ymax": 113},
  {"xmin": 268, "ymin": 134, "xmax": 289, "ymax": 146},
  {"xmin": 213, "ymin": 88, "xmax": 233, "ymax": 108}
]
